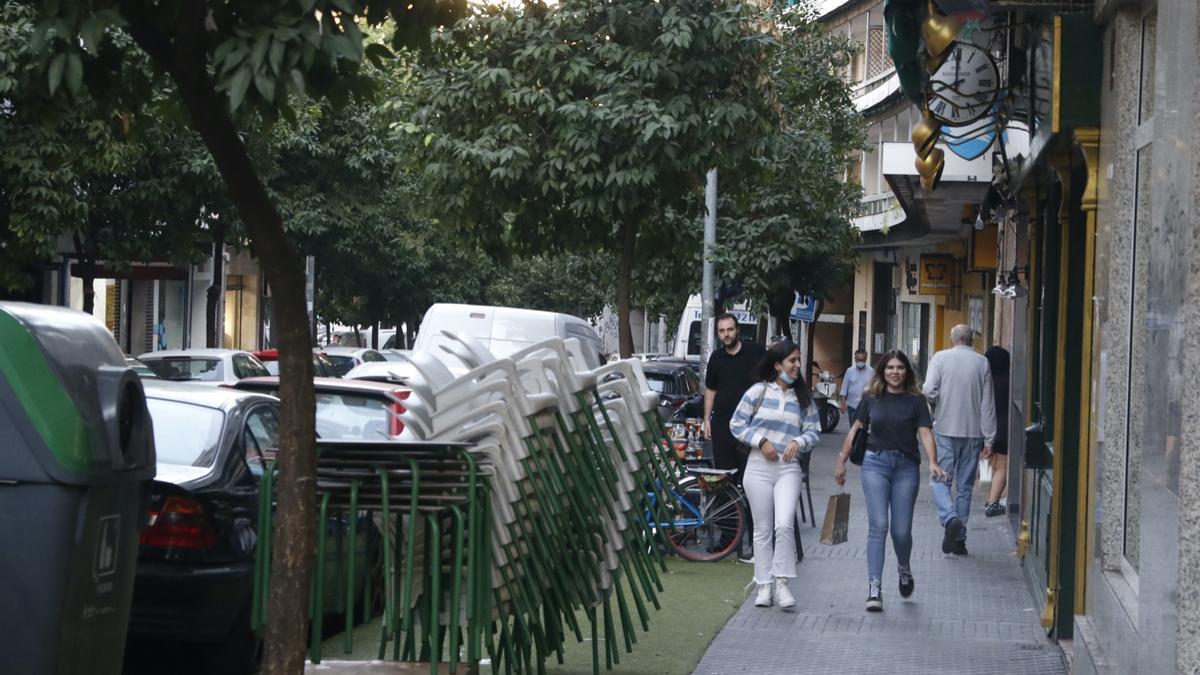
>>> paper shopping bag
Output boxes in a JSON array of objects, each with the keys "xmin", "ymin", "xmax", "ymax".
[{"xmin": 820, "ymin": 492, "xmax": 850, "ymax": 545}]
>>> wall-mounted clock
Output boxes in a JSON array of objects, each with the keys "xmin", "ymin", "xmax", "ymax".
[{"xmin": 927, "ymin": 42, "xmax": 1001, "ymax": 126}]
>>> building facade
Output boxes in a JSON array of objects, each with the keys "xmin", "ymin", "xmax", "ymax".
[{"xmin": 823, "ymin": 0, "xmax": 1200, "ymax": 671}]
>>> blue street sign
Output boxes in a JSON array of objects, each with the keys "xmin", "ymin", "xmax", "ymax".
[{"xmin": 789, "ymin": 292, "xmax": 818, "ymax": 322}]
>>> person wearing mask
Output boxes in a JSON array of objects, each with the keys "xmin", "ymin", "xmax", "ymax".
[
  {"xmin": 839, "ymin": 349, "xmax": 874, "ymax": 426},
  {"xmin": 729, "ymin": 339, "xmax": 821, "ymax": 610},
  {"xmin": 703, "ymin": 313, "xmax": 765, "ymax": 561},
  {"xmin": 922, "ymin": 325, "xmax": 996, "ymax": 555},
  {"xmin": 835, "ymin": 350, "xmax": 946, "ymax": 611}
]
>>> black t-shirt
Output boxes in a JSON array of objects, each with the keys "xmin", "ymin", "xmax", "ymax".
[
  {"xmin": 856, "ymin": 391, "xmax": 933, "ymax": 461},
  {"xmin": 705, "ymin": 340, "xmax": 765, "ymax": 419}
]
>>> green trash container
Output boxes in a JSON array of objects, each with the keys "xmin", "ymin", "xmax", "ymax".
[{"xmin": 0, "ymin": 302, "xmax": 155, "ymax": 675}]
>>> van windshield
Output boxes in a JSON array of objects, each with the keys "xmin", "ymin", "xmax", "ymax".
[{"xmin": 686, "ymin": 321, "xmax": 757, "ymax": 355}]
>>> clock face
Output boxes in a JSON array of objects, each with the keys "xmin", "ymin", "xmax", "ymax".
[{"xmin": 927, "ymin": 42, "xmax": 1001, "ymax": 126}]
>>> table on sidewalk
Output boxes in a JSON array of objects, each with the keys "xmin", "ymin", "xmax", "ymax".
[{"xmin": 693, "ymin": 432, "xmax": 1067, "ymax": 675}]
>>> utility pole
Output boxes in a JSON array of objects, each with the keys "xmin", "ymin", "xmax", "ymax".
[{"xmin": 700, "ymin": 168, "xmax": 718, "ymax": 383}]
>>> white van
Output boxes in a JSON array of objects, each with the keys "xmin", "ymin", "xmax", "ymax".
[
  {"xmin": 414, "ymin": 304, "xmax": 605, "ymax": 369},
  {"xmin": 672, "ymin": 294, "xmax": 760, "ymax": 359}
]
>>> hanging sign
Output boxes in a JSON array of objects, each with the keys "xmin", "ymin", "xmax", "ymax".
[
  {"xmin": 789, "ymin": 292, "xmax": 818, "ymax": 322},
  {"xmin": 919, "ymin": 255, "xmax": 955, "ymax": 296}
]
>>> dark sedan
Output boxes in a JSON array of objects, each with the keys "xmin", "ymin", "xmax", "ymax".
[
  {"xmin": 642, "ymin": 361, "xmax": 703, "ymax": 421},
  {"xmin": 126, "ymin": 382, "xmax": 378, "ymax": 674}
]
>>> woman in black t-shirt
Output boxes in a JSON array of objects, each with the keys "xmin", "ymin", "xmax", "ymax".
[{"xmin": 834, "ymin": 350, "xmax": 947, "ymax": 612}]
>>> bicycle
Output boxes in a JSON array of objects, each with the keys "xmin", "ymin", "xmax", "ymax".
[{"xmin": 647, "ymin": 466, "xmax": 747, "ymax": 562}]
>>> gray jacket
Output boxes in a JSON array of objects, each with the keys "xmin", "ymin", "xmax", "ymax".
[{"xmin": 922, "ymin": 345, "xmax": 996, "ymax": 444}]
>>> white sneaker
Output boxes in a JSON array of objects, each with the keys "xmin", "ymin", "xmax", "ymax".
[
  {"xmin": 774, "ymin": 577, "xmax": 795, "ymax": 611},
  {"xmin": 754, "ymin": 582, "xmax": 772, "ymax": 607}
]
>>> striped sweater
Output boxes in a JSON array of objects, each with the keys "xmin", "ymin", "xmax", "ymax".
[{"xmin": 728, "ymin": 381, "xmax": 821, "ymax": 453}]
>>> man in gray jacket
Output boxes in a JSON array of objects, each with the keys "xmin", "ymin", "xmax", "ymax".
[{"xmin": 923, "ymin": 324, "xmax": 996, "ymax": 555}]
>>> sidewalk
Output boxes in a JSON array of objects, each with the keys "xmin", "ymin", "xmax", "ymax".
[{"xmin": 693, "ymin": 430, "xmax": 1067, "ymax": 675}]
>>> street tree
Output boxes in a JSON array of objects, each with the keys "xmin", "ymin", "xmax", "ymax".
[
  {"xmin": 716, "ymin": 5, "xmax": 863, "ymax": 349},
  {"xmin": 415, "ymin": 0, "xmax": 778, "ymax": 357},
  {"xmin": 22, "ymin": 3, "xmax": 463, "ymax": 673}
]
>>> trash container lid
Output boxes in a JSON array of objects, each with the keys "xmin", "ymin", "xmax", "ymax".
[{"xmin": 0, "ymin": 302, "xmax": 153, "ymax": 481}]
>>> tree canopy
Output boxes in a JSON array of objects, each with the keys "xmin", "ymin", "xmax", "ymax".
[
  {"xmin": 414, "ymin": 0, "xmax": 779, "ymax": 355},
  {"xmin": 716, "ymin": 5, "xmax": 864, "ymax": 328}
]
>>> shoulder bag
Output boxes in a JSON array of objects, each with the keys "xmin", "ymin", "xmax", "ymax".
[{"xmin": 849, "ymin": 401, "xmax": 870, "ymax": 466}]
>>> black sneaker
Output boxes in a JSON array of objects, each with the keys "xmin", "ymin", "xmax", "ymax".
[
  {"xmin": 953, "ymin": 540, "xmax": 969, "ymax": 556},
  {"xmin": 866, "ymin": 579, "xmax": 883, "ymax": 612},
  {"xmin": 898, "ymin": 569, "xmax": 914, "ymax": 598},
  {"xmin": 985, "ymin": 501, "xmax": 1006, "ymax": 518},
  {"xmin": 942, "ymin": 517, "xmax": 964, "ymax": 554}
]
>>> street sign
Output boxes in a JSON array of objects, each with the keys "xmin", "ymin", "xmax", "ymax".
[{"xmin": 789, "ymin": 292, "xmax": 818, "ymax": 322}]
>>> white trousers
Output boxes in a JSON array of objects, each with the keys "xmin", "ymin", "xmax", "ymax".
[{"xmin": 743, "ymin": 450, "xmax": 802, "ymax": 584}]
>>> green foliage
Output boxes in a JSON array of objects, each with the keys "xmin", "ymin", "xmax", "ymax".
[
  {"xmin": 716, "ymin": 5, "xmax": 864, "ymax": 313},
  {"xmin": 0, "ymin": 2, "xmax": 223, "ymax": 290},
  {"xmin": 416, "ymin": 0, "xmax": 776, "ymax": 248},
  {"xmin": 414, "ymin": 0, "xmax": 778, "ymax": 354}
]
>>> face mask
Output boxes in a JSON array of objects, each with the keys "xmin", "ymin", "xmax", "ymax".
[
  {"xmin": 778, "ymin": 371, "xmax": 796, "ymax": 385},
  {"xmin": 855, "ymin": 361, "xmax": 866, "ymax": 369}
]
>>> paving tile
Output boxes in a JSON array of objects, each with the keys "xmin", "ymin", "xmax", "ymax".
[{"xmin": 693, "ymin": 435, "xmax": 1066, "ymax": 675}]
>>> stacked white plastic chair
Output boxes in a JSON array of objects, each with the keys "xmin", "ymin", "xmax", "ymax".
[{"xmin": 394, "ymin": 331, "xmax": 683, "ymax": 674}]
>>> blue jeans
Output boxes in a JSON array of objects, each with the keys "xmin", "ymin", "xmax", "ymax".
[
  {"xmin": 931, "ymin": 434, "xmax": 984, "ymax": 536},
  {"xmin": 860, "ymin": 450, "xmax": 920, "ymax": 582},
  {"xmin": 846, "ymin": 406, "xmax": 858, "ymax": 426}
]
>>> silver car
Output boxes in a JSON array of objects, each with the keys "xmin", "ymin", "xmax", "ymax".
[{"xmin": 137, "ymin": 349, "xmax": 270, "ymax": 385}]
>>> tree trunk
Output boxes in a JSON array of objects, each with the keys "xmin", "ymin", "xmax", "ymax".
[
  {"xmin": 126, "ymin": 17, "xmax": 317, "ymax": 674},
  {"xmin": 615, "ymin": 219, "xmax": 639, "ymax": 358},
  {"xmin": 206, "ymin": 222, "xmax": 226, "ymax": 348},
  {"xmin": 371, "ymin": 323, "xmax": 379, "ymax": 350}
]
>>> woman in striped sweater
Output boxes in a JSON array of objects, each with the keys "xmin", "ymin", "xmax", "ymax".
[{"xmin": 729, "ymin": 339, "xmax": 821, "ymax": 610}]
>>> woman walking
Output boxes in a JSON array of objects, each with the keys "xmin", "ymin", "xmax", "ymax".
[
  {"xmin": 834, "ymin": 350, "xmax": 947, "ymax": 612},
  {"xmin": 729, "ymin": 339, "xmax": 821, "ymax": 611},
  {"xmin": 983, "ymin": 346, "xmax": 1010, "ymax": 516}
]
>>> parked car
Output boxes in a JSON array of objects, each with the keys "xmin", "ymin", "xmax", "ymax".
[
  {"xmin": 645, "ymin": 355, "xmax": 702, "ymax": 377},
  {"xmin": 137, "ymin": 349, "xmax": 270, "ymax": 385},
  {"xmin": 327, "ymin": 327, "xmax": 398, "ymax": 350},
  {"xmin": 127, "ymin": 382, "xmax": 380, "ymax": 674},
  {"xmin": 125, "ymin": 356, "xmax": 159, "ymax": 379},
  {"xmin": 252, "ymin": 348, "xmax": 339, "ymax": 378},
  {"xmin": 343, "ymin": 360, "xmax": 417, "ymax": 385},
  {"xmin": 315, "ymin": 346, "xmax": 388, "ymax": 377},
  {"xmin": 414, "ymin": 303, "xmax": 604, "ymax": 371},
  {"xmin": 234, "ymin": 376, "xmax": 411, "ymax": 439},
  {"xmin": 642, "ymin": 361, "xmax": 704, "ymax": 421}
]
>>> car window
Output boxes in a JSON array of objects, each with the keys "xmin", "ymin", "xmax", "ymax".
[
  {"xmin": 145, "ymin": 398, "xmax": 225, "ymax": 467},
  {"xmin": 382, "ymin": 335, "xmax": 396, "ymax": 349},
  {"xmin": 683, "ymin": 370, "xmax": 700, "ymax": 395},
  {"xmin": 325, "ymin": 355, "xmax": 355, "ymax": 377},
  {"xmin": 315, "ymin": 392, "xmax": 397, "ymax": 440},
  {"xmin": 145, "ymin": 357, "xmax": 223, "ymax": 382},
  {"xmin": 243, "ymin": 405, "xmax": 280, "ymax": 476},
  {"xmin": 645, "ymin": 373, "xmax": 671, "ymax": 395},
  {"xmin": 362, "ymin": 350, "xmax": 386, "ymax": 363},
  {"xmin": 232, "ymin": 353, "xmax": 271, "ymax": 379}
]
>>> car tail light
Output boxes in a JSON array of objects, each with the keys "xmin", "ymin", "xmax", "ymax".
[
  {"xmin": 390, "ymin": 389, "xmax": 411, "ymax": 436},
  {"xmin": 139, "ymin": 496, "xmax": 216, "ymax": 549}
]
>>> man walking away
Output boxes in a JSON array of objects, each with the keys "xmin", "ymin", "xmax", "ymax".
[
  {"xmin": 923, "ymin": 324, "xmax": 995, "ymax": 555},
  {"xmin": 703, "ymin": 313, "xmax": 765, "ymax": 560},
  {"xmin": 840, "ymin": 349, "xmax": 874, "ymax": 428}
]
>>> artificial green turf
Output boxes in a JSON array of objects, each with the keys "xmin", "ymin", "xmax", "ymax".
[{"xmin": 320, "ymin": 557, "xmax": 747, "ymax": 675}]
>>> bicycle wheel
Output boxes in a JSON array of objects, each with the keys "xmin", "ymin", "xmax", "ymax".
[{"xmin": 667, "ymin": 482, "xmax": 745, "ymax": 562}]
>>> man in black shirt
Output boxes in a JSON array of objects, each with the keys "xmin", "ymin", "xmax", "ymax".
[
  {"xmin": 703, "ymin": 313, "xmax": 765, "ymax": 470},
  {"xmin": 703, "ymin": 313, "xmax": 764, "ymax": 562}
]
